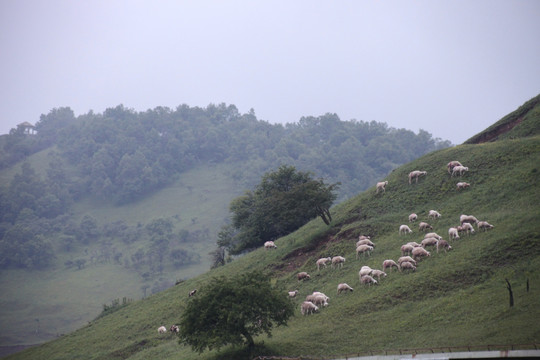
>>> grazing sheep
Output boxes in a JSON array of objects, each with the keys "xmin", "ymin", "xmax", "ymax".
[
  {"xmin": 331, "ymin": 256, "xmax": 346, "ymax": 269},
  {"xmin": 452, "ymin": 165, "xmax": 469, "ymax": 176},
  {"xmin": 460, "ymin": 214, "xmax": 479, "ymax": 225},
  {"xmin": 316, "ymin": 257, "xmax": 332, "ymax": 271},
  {"xmin": 170, "ymin": 325, "xmax": 179, "ymax": 333},
  {"xmin": 264, "ymin": 241, "xmax": 277, "ymax": 249},
  {"xmin": 406, "ymin": 241, "xmax": 422, "ymax": 247},
  {"xmin": 399, "ymin": 224, "xmax": 413, "ymax": 235},
  {"xmin": 398, "ymin": 256, "xmax": 417, "ymax": 266},
  {"xmin": 436, "ymin": 240, "xmax": 452, "ymax": 253},
  {"xmin": 360, "ymin": 275, "xmax": 378, "ymax": 286},
  {"xmin": 382, "ymin": 259, "xmax": 400, "ymax": 272},
  {"xmin": 447, "ymin": 161, "xmax": 463, "ymax": 174},
  {"xmin": 311, "ymin": 291, "xmax": 329, "ymax": 301},
  {"xmin": 418, "ymin": 222, "xmax": 433, "ymax": 231},
  {"xmin": 408, "ymin": 170, "xmax": 427, "ymax": 184},
  {"xmin": 337, "ymin": 283, "xmax": 354, "ymax": 294},
  {"xmin": 412, "ymin": 246, "xmax": 431, "ymax": 261},
  {"xmin": 400, "ymin": 261, "xmax": 417, "ymax": 272},
  {"xmin": 457, "ymin": 182, "xmax": 471, "ymax": 190},
  {"xmin": 428, "ymin": 210, "xmax": 441, "ymax": 219},
  {"xmin": 461, "ymin": 222, "xmax": 475, "ymax": 235},
  {"xmin": 288, "ymin": 290, "xmax": 299, "ymax": 298},
  {"xmin": 478, "ymin": 221, "xmax": 494, "ymax": 231},
  {"xmin": 421, "ymin": 237, "xmax": 438, "ymax": 249},
  {"xmin": 409, "ymin": 213, "xmax": 418, "ymax": 222},
  {"xmin": 158, "ymin": 326, "xmax": 167, "ymax": 334},
  {"xmin": 358, "ymin": 235, "xmax": 371, "ymax": 240},
  {"xmin": 359, "ymin": 265, "xmax": 373, "ymax": 277},
  {"xmin": 448, "ymin": 227, "xmax": 460, "ymax": 240},
  {"xmin": 371, "ymin": 269, "xmax": 387, "ymax": 280},
  {"xmin": 305, "ymin": 294, "xmax": 328, "ymax": 307},
  {"xmin": 300, "ymin": 301, "xmax": 319, "ymax": 315},
  {"xmin": 297, "ymin": 272, "xmax": 311, "ymax": 281},
  {"xmin": 356, "ymin": 239, "xmax": 375, "ymax": 248},
  {"xmin": 424, "ymin": 233, "xmax": 442, "ymax": 241},
  {"xmin": 356, "ymin": 244, "xmax": 373, "ymax": 258},
  {"xmin": 376, "ymin": 181, "xmax": 388, "ymax": 194},
  {"xmin": 400, "ymin": 244, "xmax": 414, "ymax": 256},
  {"xmin": 189, "ymin": 289, "xmax": 197, "ymax": 297}
]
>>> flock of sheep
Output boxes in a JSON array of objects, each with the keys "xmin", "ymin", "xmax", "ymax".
[{"xmin": 281, "ymin": 160, "xmax": 494, "ymax": 316}]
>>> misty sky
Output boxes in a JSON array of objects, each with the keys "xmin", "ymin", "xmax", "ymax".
[{"xmin": 1, "ymin": 1, "xmax": 539, "ymax": 144}]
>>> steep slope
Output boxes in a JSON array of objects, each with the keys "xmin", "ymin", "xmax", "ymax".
[{"xmin": 7, "ymin": 110, "xmax": 540, "ymax": 359}]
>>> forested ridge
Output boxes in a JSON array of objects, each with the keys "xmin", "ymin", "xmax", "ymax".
[{"xmin": 0, "ymin": 103, "xmax": 450, "ymax": 272}]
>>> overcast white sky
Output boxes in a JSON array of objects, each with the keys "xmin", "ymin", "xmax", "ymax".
[{"xmin": 1, "ymin": 0, "xmax": 539, "ymax": 144}]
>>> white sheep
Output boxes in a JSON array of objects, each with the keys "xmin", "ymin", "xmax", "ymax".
[
  {"xmin": 371, "ymin": 269, "xmax": 387, "ymax": 280},
  {"xmin": 448, "ymin": 227, "xmax": 460, "ymax": 240},
  {"xmin": 400, "ymin": 244, "xmax": 414, "ymax": 256},
  {"xmin": 169, "ymin": 325, "xmax": 179, "ymax": 333},
  {"xmin": 297, "ymin": 272, "xmax": 311, "ymax": 281},
  {"xmin": 436, "ymin": 240, "xmax": 452, "ymax": 253},
  {"xmin": 461, "ymin": 222, "xmax": 475, "ymax": 235},
  {"xmin": 447, "ymin": 161, "xmax": 462, "ymax": 174},
  {"xmin": 305, "ymin": 294, "xmax": 328, "ymax": 307},
  {"xmin": 421, "ymin": 237, "xmax": 438, "ymax": 249},
  {"xmin": 382, "ymin": 259, "xmax": 400, "ymax": 272},
  {"xmin": 376, "ymin": 181, "xmax": 388, "ymax": 194},
  {"xmin": 360, "ymin": 274, "xmax": 378, "ymax": 286},
  {"xmin": 356, "ymin": 239, "xmax": 375, "ymax": 248},
  {"xmin": 358, "ymin": 235, "xmax": 371, "ymax": 240},
  {"xmin": 311, "ymin": 291, "xmax": 330, "ymax": 301},
  {"xmin": 409, "ymin": 213, "xmax": 418, "ymax": 222},
  {"xmin": 398, "ymin": 256, "xmax": 417, "ymax": 266},
  {"xmin": 288, "ymin": 290, "xmax": 299, "ymax": 298},
  {"xmin": 316, "ymin": 257, "xmax": 332, "ymax": 271},
  {"xmin": 412, "ymin": 246, "xmax": 431, "ymax": 261},
  {"xmin": 406, "ymin": 241, "xmax": 422, "ymax": 247},
  {"xmin": 456, "ymin": 182, "xmax": 471, "ymax": 190},
  {"xmin": 400, "ymin": 261, "xmax": 417, "ymax": 272},
  {"xmin": 300, "ymin": 301, "xmax": 319, "ymax": 315},
  {"xmin": 399, "ymin": 224, "xmax": 413, "ymax": 235},
  {"xmin": 452, "ymin": 165, "xmax": 469, "ymax": 176},
  {"xmin": 460, "ymin": 214, "xmax": 479, "ymax": 225},
  {"xmin": 418, "ymin": 221, "xmax": 433, "ymax": 231},
  {"xmin": 264, "ymin": 241, "xmax": 277, "ymax": 249},
  {"xmin": 359, "ymin": 265, "xmax": 373, "ymax": 277},
  {"xmin": 424, "ymin": 232, "xmax": 442, "ymax": 241},
  {"xmin": 428, "ymin": 210, "xmax": 441, "ymax": 219},
  {"xmin": 478, "ymin": 221, "xmax": 494, "ymax": 231},
  {"xmin": 408, "ymin": 170, "xmax": 427, "ymax": 184},
  {"xmin": 356, "ymin": 244, "xmax": 373, "ymax": 258},
  {"xmin": 158, "ymin": 326, "xmax": 167, "ymax": 334},
  {"xmin": 331, "ymin": 256, "xmax": 346, "ymax": 269},
  {"xmin": 337, "ymin": 283, "xmax": 354, "ymax": 294}
]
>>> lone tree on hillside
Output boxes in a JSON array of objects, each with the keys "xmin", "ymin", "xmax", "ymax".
[
  {"xmin": 219, "ymin": 165, "xmax": 339, "ymax": 254},
  {"xmin": 177, "ymin": 271, "xmax": 295, "ymax": 353}
]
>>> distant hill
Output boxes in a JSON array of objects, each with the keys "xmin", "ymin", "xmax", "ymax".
[{"xmin": 5, "ymin": 95, "xmax": 539, "ymax": 359}]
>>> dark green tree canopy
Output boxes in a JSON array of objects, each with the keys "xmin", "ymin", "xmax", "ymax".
[
  {"xmin": 222, "ymin": 165, "xmax": 339, "ymax": 254},
  {"xmin": 178, "ymin": 271, "xmax": 294, "ymax": 353}
]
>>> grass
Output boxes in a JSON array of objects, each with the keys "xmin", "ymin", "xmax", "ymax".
[{"xmin": 5, "ymin": 132, "xmax": 540, "ymax": 359}]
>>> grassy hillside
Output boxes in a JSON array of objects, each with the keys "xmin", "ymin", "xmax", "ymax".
[{"xmin": 7, "ymin": 123, "xmax": 540, "ymax": 359}]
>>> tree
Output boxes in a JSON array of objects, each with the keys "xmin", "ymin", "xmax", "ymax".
[{"xmin": 178, "ymin": 271, "xmax": 294, "ymax": 353}]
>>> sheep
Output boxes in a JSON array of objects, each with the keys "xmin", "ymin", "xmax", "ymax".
[
  {"xmin": 408, "ymin": 170, "xmax": 427, "ymax": 184},
  {"xmin": 436, "ymin": 240, "xmax": 452, "ymax": 253},
  {"xmin": 264, "ymin": 241, "xmax": 277, "ymax": 249},
  {"xmin": 356, "ymin": 239, "xmax": 375, "ymax": 248},
  {"xmin": 311, "ymin": 291, "xmax": 329, "ymax": 301},
  {"xmin": 399, "ymin": 224, "xmax": 413, "ymax": 235},
  {"xmin": 305, "ymin": 294, "xmax": 328, "ymax": 307},
  {"xmin": 398, "ymin": 256, "xmax": 417, "ymax": 266},
  {"xmin": 461, "ymin": 222, "xmax": 475, "ymax": 235},
  {"xmin": 400, "ymin": 244, "xmax": 414, "ymax": 256},
  {"xmin": 360, "ymin": 274, "xmax": 378, "ymax": 286},
  {"xmin": 452, "ymin": 165, "xmax": 469, "ymax": 176},
  {"xmin": 371, "ymin": 269, "xmax": 387, "ymax": 280},
  {"xmin": 457, "ymin": 182, "xmax": 471, "ymax": 190},
  {"xmin": 478, "ymin": 221, "xmax": 494, "ymax": 231},
  {"xmin": 376, "ymin": 181, "xmax": 388, "ymax": 194},
  {"xmin": 169, "ymin": 325, "xmax": 179, "ymax": 333},
  {"xmin": 189, "ymin": 289, "xmax": 197, "ymax": 297},
  {"xmin": 356, "ymin": 244, "xmax": 373, "ymax": 258},
  {"xmin": 297, "ymin": 272, "xmax": 311, "ymax": 281},
  {"xmin": 412, "ymin": 246, "xmax": 431, "ymax": 261},
  {"xmin": 400, "ymin": 261, "xmax": 417, "ymax": 272},
  {"xmin": 288, "ymin": 290, "xmax": 299, "ymax": 298},
  {"xmin": 424, "ymin": 232, "xmax": 442, "ymax": 241},
  {"xmin": 382, "ymin": 259, "xmax": 400, "ymax": 272},
  {"xmin": 331, "ymin": 256, "xmax": 346, "ymax": 269},
  {"xmin": 421, "ymin": 237, "xmax": 439, "ymax": 249},
  {"xmin": 409, "ymin": 213, "xmax": 418, "ymax": 222},
  {"xmin": 158, "ymin": 326, "xmax": 167, "ymax": 334},
  {"xmin": 428, "ymin": 210, "xmax": 441, "ymax": 219},
  {"xmin": 358, "ymin": 235, "xmax": 371, "ymax": 240},
  {"xmin": 447, "ymin": 161, "xmax": 462, "ymax": 174},
  {"xmin": 406, "ymin": 241, "xmax": 422, "ymax": 247},
  {"xmin": 359, "ymin": 265, "xmax": 373, "ymax": 277},
  {"xmin": 460, "ymin": 214, "xmax": 479, "ymax": 225},
  {"xmin": 418, "ymin": 221, "xmax": 433, "ymax": 231},
  {"xmin": 316, "ymin": 257, "xmax": 332, "ymax": 271},
  {"xmin": 448, "ymin": 227, "xmax": 460, "ymax": 240},
  {"xmin": 337, "ymin": 283, "xmax": 354, "ymax": 294},
  {"xmin": 300, "ymin": 301, "xmax": 319, "ymax": 315}
]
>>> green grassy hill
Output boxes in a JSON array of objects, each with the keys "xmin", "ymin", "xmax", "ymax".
[{"xmin": 6, "ymin": 103, "xmax": 540, "ymax": 359}]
